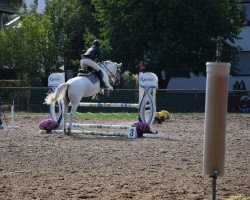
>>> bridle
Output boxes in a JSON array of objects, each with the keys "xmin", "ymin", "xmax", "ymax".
[{"xmin": 99, "ymin": 61, "xmax": 121, "ymax": 84}]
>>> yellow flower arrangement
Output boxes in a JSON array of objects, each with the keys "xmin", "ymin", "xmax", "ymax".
[
  {"xmin": 154, "ymin": 110, "xmax": 171, "ymax": 124},
  {"xmin": 226, "ymin": 195, "xmax": 250, "ymax": 200},
  {"xmin": 160, "ymin": 110, "xmax": 171, "ymax": 120}
]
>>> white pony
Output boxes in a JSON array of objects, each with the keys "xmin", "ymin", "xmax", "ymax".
[{"xmin": 45, "ymin": 61, "xmax": 122, "ymax": 134}]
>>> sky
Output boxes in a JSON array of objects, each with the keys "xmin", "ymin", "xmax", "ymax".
[{"xmin": 24, "ymin": 0, "xmax": 45, "ymax": 13}]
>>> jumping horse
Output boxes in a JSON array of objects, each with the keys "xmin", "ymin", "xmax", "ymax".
[{"xmin": 45, "ymin": 61, "xmax": 122, "ymax": 134}]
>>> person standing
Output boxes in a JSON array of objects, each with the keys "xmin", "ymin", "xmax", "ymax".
[
  {"xmin": 240, "ymin": 80, "xmax": 247, "ymax": 96},
  {"xmin": 233, "ymin": 81, "xmax": 241, "ymax": 112}
]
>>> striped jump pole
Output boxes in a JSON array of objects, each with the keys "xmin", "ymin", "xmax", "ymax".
[
  {"xmin": 67, "ymin": 123, "xmax": 130, "ymax": 129},
  {"xmin": 40, "ymin": 129, "xmax": 128, "ymax": 137},
  {"xmin": 74, "ymin": 102, "xmax": 139, "ymax": 108}
]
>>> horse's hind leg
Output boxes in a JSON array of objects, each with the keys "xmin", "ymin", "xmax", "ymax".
[
  {"xmin": 68, "ymin": 104, "xmax": 78, "ymax": 134},
  {"xmin": 63, "ymin": 100, "xmax": 69, "ymax": 135}
]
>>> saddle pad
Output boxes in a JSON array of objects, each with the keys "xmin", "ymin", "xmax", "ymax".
[{"xmin": 77, "ymin": 73, "xmax": 99, "ymax": 84}]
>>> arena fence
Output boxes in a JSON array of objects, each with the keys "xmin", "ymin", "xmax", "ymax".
[{"xmin": 0, "ymin": 87, "xmax": 249, "ymax": 113}]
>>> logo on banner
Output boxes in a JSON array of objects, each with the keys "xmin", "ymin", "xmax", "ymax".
[
  {"xmin": 48, "ymin": 73, "xmax": 65, "ymax": 88},
  {"xmin": 139, "ymin": 72, "xmax": 158, "ymax": 88}
]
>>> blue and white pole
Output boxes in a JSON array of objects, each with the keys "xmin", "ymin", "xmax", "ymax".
[{"xmin": 138, "ymin": 72, "xmax": 158, "ymax": 125}]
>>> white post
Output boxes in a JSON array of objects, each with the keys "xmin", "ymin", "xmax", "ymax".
[
  {"xmin": 138, "ymin": 72, "xmax": 143, "ymax": 104},
  {"xmin": 11, "ymin": 101, "xmax": 14, "ymax": 128}
]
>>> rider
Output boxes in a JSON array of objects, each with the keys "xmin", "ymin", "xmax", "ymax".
[{"xmin": 80, "ymin": 39, "xmax": 109, "ymax": 89}]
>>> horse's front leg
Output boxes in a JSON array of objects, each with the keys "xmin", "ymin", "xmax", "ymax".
[{"xmin": 104, "ymin": 75, "xmax": 113, "ymax": 91}]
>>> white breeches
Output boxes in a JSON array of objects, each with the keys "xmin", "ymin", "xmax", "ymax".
[
  {"xmin": 80, "ymin": 58, "xmax": 112, "ymax": 89},
  {"xmin": 80, "ymin": 58, "xmax": 102, "ymax": 71}
]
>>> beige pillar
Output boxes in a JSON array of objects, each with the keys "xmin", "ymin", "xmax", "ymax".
[{"xmin": 203, "ymin": 62, "xmax": 230, "ymax": 177}]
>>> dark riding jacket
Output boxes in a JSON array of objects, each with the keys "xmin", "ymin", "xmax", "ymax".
[{"xmin": 83, "ymin": 46, "xmax": 101, "ymax": 62}]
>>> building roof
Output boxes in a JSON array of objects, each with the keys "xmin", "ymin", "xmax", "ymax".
[{"xmin": 0, "ymin": 0, "xmax": 16, "ymax": 14}]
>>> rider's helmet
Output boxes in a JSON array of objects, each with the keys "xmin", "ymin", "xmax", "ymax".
[{"xmin": 92, "ymin": 39, "xmax": 101, "ymax": 47}]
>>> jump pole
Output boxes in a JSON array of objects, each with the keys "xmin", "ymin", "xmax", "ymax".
[
  {"xmin": 75, "ymin": 102, "xmax": 139, "ymax": 108},
  {"xmin": 40, "ymin": 129, "xmax": 128, "ymax": 136},
  {"xmin": 66, "ymin": 123, "xmax": 130, "ymax": 129}
]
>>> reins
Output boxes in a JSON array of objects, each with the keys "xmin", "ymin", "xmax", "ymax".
[{"xmin": 99, "ymin": 61, "xmax": 120, "ymax": 81}]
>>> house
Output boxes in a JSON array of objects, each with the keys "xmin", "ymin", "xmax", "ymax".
[
  {"xmin": 0, "ymin": 0, "xmax": 15, "ymax": 30},
  {"xmin": 168, "ymin": 0, "xmax": 250, "ymax": 91}
]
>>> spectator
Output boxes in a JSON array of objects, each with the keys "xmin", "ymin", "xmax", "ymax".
[
  {"xmin": 240, "ymin": 95, "xmax": 250, "ymax": 113},
  {"xmin": 240, "ymin": 80, "xmax": 247, "ymax": 96},
  {"xmin": 233, "ymin": 81, "xmax": 240, "ymax": 93},
  {"xmin": 233, "ymin": 81, "xmax": 241, "ymax": 112}
]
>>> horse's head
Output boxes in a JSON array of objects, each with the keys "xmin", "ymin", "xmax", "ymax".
[{"xmin": 101, "ymin": 61, "xmax": 122, "ymax": 85}]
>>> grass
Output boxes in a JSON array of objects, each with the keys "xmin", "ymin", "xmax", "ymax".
[{"xmin": 73, "ymin": 112, "xmax": 138, "ymax": 120}]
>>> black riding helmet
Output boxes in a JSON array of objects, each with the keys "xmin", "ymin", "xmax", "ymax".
[{"xmin": 92, "ymin": 39, "xmax": 101, "ymax": 47}]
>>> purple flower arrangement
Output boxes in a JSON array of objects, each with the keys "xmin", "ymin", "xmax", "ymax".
[
  {"xmin": 132, "ymin": 122, "xmax": 150, "ymax": 138},
  {"xmin": 39, "ymin": 119, "xmax": 59, "ymax": 133}
]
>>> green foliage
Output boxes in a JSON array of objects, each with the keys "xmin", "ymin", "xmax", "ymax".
[
  {"xmin": 0, "ymin": 80, "xmax": 23, "ymax": 87},
  {"xmin": 45, "ymin": 0, "xmax": 99, "ymax": 72},
  {"xmin": 227, "ymin": 195, "xmax": 250, "ymax": 200},
  {"xmin": 1, "ymin": 0, "xmax": 99, "ymax": 86},
  {"xmin": 0, "ymin": 0, "xmax": 247, "ymax": 88},
  {"xmin": 0, "ymin": 13, "xmax": 55, "ymax": 86},
  {"xmin": 92, "ymin": 0, "xmax": 246, "ymax": 82},
  {"xmin": 4, "ymin": 0, "xmax": 23, "ymax": 10}
]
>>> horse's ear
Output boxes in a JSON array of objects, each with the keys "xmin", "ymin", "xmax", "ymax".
[{"xmin": 118, "ymin": 63, "xmax": 122, "ymax": 67}]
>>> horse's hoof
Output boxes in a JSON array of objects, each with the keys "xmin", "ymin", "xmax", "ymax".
[
  {"xmin": 100, "ymin": 89, "xmax": 104, "ymax": 94},
  {"xmin": 64, "ymin": 130, "xmax": 70, "ymax": 135}
]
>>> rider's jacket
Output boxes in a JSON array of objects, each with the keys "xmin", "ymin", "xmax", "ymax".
[{"xmin": 83, "ymin": 46, "xmax": 101, "ymax": 61}]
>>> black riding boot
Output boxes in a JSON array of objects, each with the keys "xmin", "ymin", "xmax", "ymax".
[{"xmin": 97, "ymin": 70, "xmax": 108, "ymax": 89}]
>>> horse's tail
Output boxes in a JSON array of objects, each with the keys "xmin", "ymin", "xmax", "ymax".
[{"xmin": 44, "ymin": 83, "xmax": 70, "ymax": 105}]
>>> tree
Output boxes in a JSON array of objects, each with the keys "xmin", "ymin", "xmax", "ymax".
[
  {"xmin": 44, "ymin": 0, "xmax": 99, "ymax": 72},
  {"xmin": 1, "ymin": 0, "xmax": 100, "ymax": 86},
  {"xmin": 4, "ymin": 0, "xmax": 23, "ymax": 8},
  {"xmin": 92, "ymin": 0, "xmax": 246, "ymax": 88},
  {"xmin": 0, "ymin": 13, "xmax": 56, "ymax": 86}
]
